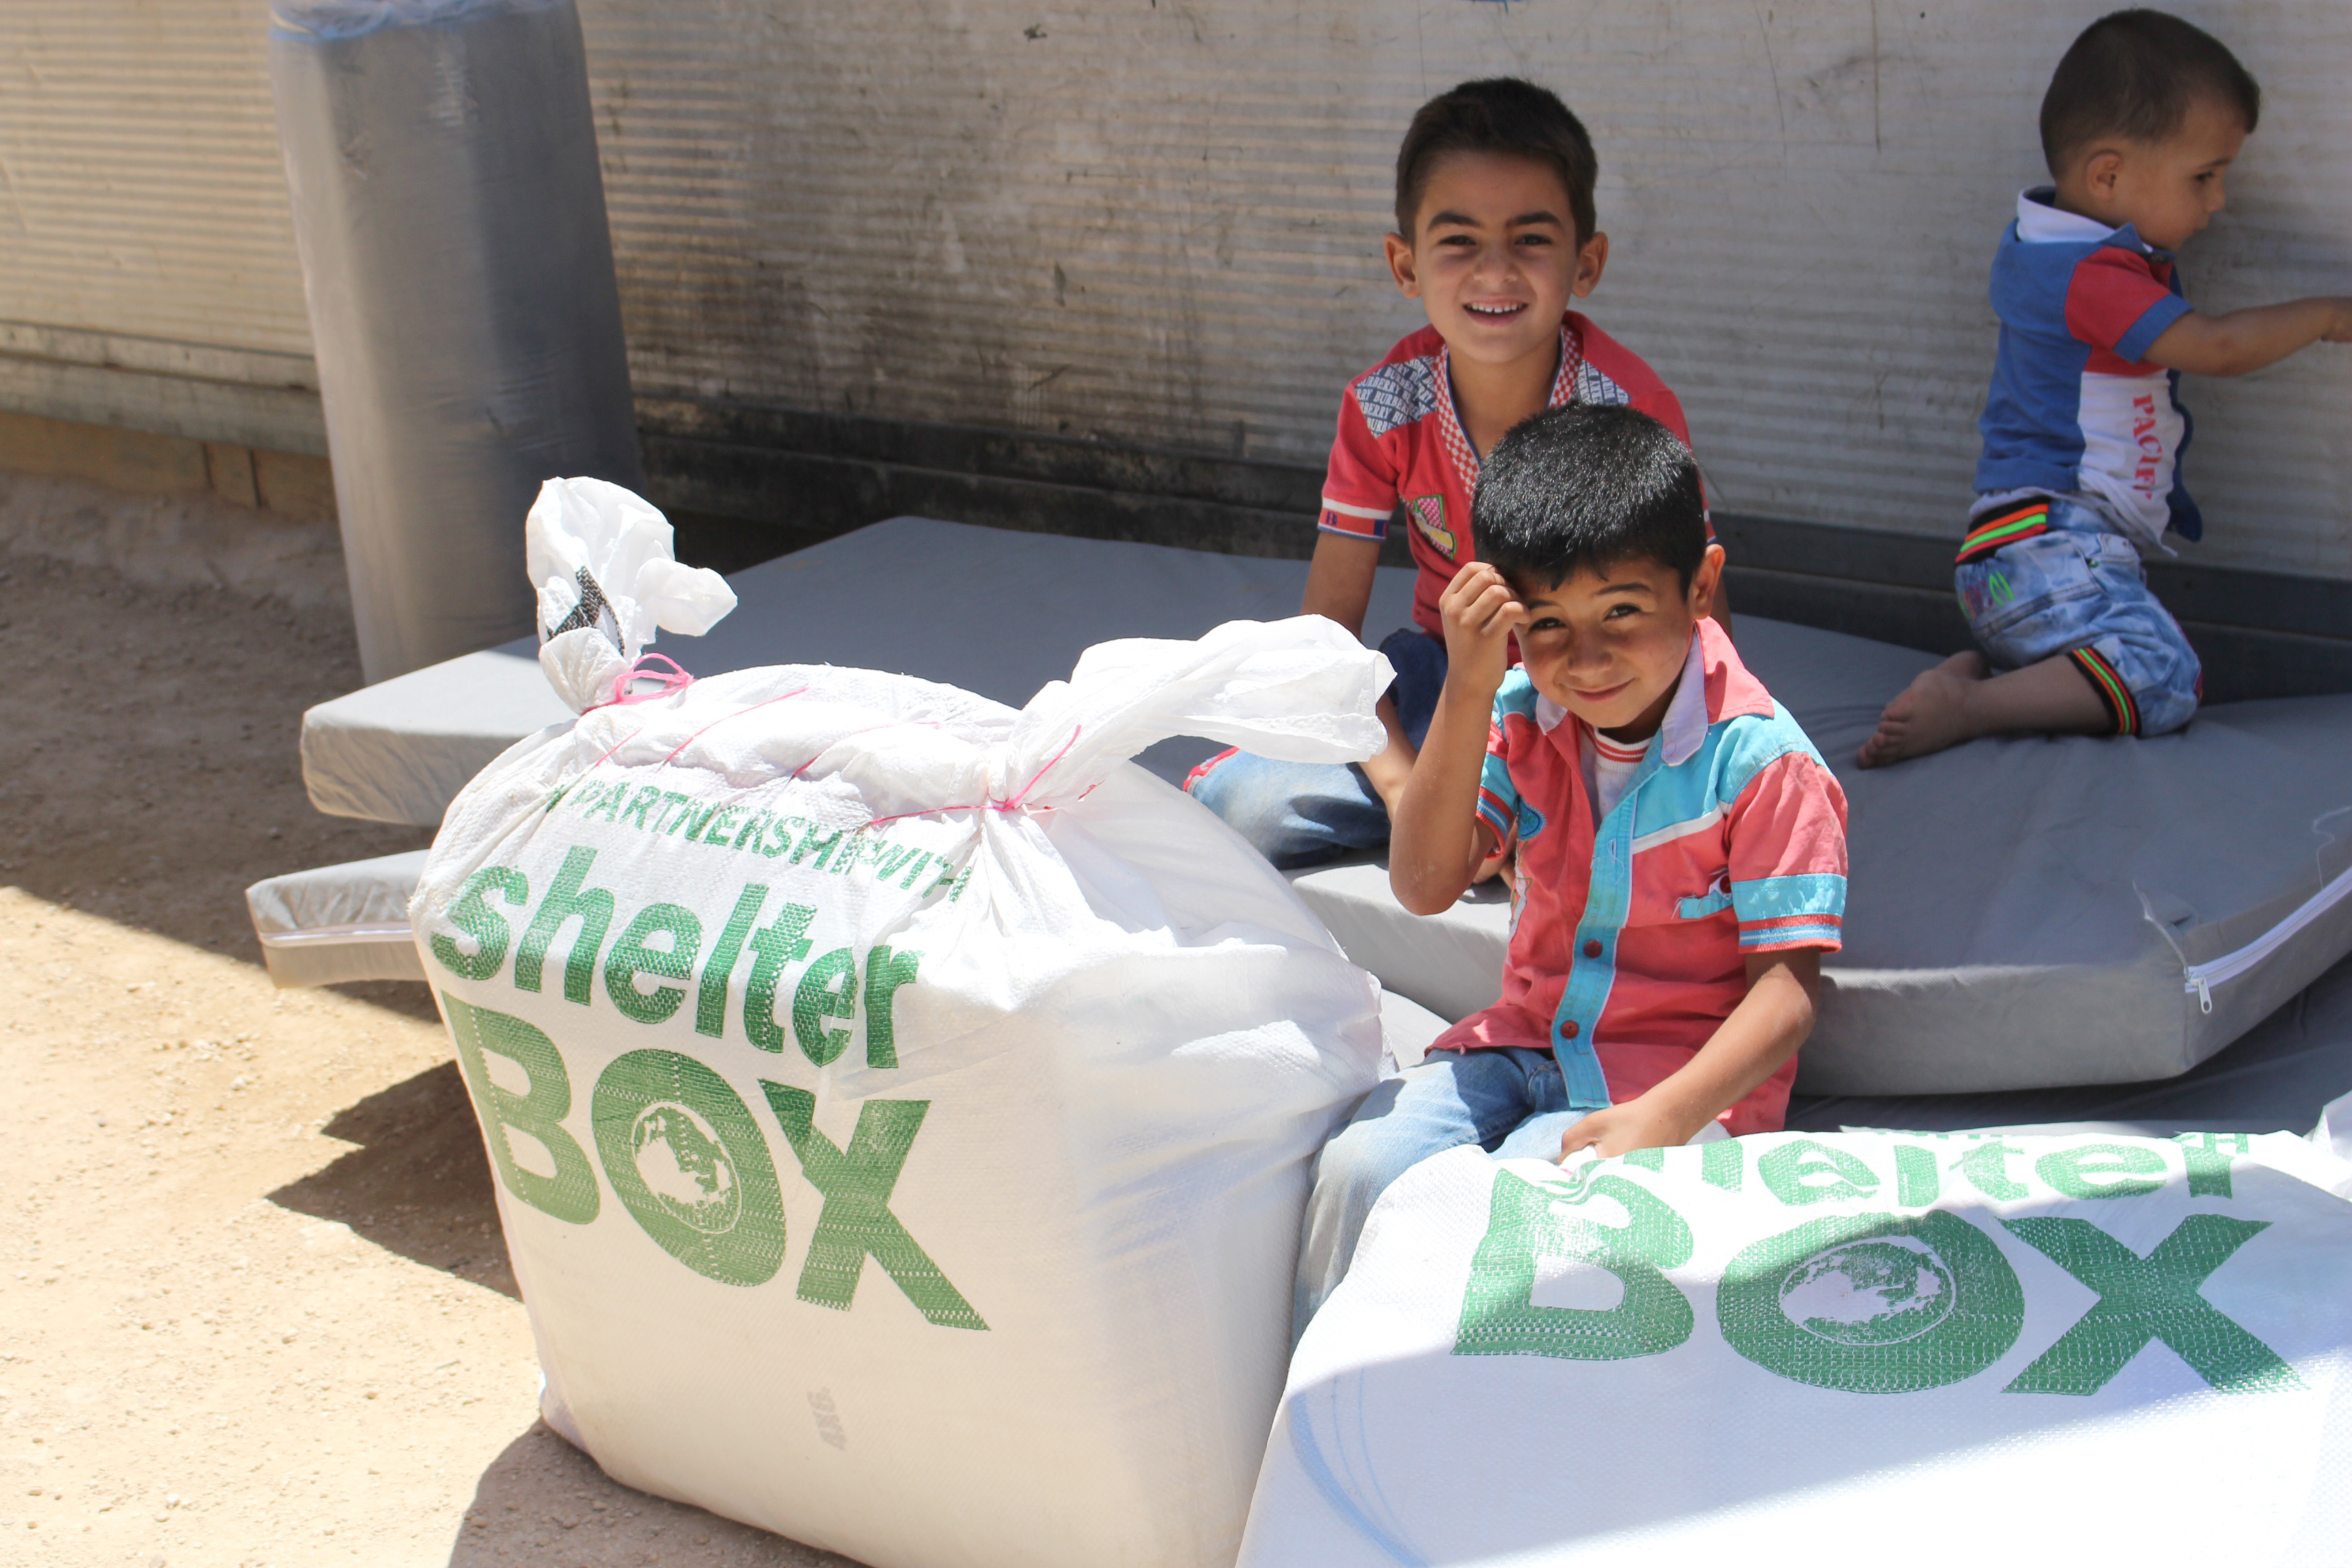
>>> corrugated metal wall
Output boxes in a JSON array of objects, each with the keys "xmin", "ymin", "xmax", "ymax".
[
  {"xmin": 0, "ymin": 1, "xmax": 305, "ymax": 352},
  {"xmin": 3, "ymin": 0, "xmax": 2347, "ymax": 578},
  {"xmin": 0, "ymin": 2, "xmax": 323, "ymax": 451}
]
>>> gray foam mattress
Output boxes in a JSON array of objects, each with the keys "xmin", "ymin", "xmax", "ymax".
[
  {"xmin": 244, "ymin": 849, "xmax": 429, "ymax": 988},
  {"xmin": 1290, "ymin": 617, "xmax": 2352, "ymax": 1096},
  {"xmin": 299, "ymin": 517, "xmax": 2352, "ymax": 1099},
  {"xmin": 300, "ymin": 516, "xmax": 1406, "ymax": 823},
  {"xmin": 242, "ymin": 838, "xmax": 2352, "ymax": 1134},
  {"xmin": 1782, "ymin": 949, "xmax": 2352, "ymax": 1138}
]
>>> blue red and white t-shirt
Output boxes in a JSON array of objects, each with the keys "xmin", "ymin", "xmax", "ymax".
[
  {"xmin": 1976, "ymin": 187, "xmax": 2200, "ymax": 549},
  {"xmin": 1318, "ymin": 312, "xmax": 1699, "ymax": 640},
  {"xmin": 1437, "ymin": 618, "xmax": 1850, "ymax": 1135}
]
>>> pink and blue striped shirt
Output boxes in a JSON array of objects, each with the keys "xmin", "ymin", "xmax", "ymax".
[{"xmin": 1436, "ymin": 619, "xmax": 1848, "ymax": 1134}]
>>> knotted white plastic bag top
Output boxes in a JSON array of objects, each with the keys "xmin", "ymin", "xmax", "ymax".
[
  {"xmin": 570, "ymin": 616, "xmax": 1394, "ymax": 826},
  {"xmin": 525, "ymin": 477, "xmax": 737, "ymax": 713},
  {"xmin": 996, "ymin": 616, "xmax": 1394, "ymax": 805}
]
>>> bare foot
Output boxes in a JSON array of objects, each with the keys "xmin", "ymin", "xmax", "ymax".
[{"xmin": 1856, "ymin": 651, "xmax": 1989, "ymax": 768}]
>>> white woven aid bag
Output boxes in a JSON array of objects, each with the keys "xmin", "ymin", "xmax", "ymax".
[
  {"xmin": 1239, "ymin": 1123, "xmax": 2352, "ymax": 1567},
  {"xmin": 411, "ymin": 482, "xmax": 1390, "ymax": 1568}
]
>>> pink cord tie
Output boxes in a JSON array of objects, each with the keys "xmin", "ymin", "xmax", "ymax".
[
  {"xmin": 578, "ymin": 698, "xmax": 1086, "ymax": 828},
  {"xmin": 996, "ymin": 725, "xmax": 1083, "ymax": 811},
  {"xmin": 662, "ymin": 685, "xmax": 811, "ymax": 765},
  {"xmin": 590, "ymin": 653, "xmax": 694, "ymax": 711},
  {"xmin": 864, "ymin": 725, "xmax": 1085, "ymax": 828}
]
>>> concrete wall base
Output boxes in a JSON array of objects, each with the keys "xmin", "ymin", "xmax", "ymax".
[
  {"xmin": 0, "ymin": 471, "xmax": 349, "ymax": 611},
  {"xmin": 0, "ymin": 410, "xmax": 348, "ymax": 608}
]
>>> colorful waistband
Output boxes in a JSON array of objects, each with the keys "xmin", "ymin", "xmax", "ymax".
[{"xmin": 1956, "ymin": 502, "xmax": 2052, "ymax": 565}]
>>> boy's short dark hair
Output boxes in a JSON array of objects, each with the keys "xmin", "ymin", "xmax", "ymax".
[
  {"xmin": 1474, "ymin": 405, "xmax": 1705, "ymax": 592},
  {"xmin": 2040, "ymin": 9, "xmax": 2260, "ymax": 174},
  {"xmin": 1395, "ymin": 78, "xmax": 1597, "ymax": 245}
]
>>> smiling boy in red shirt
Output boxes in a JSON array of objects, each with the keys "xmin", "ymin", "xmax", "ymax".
[
  {"xmin": 1187, "ymin": 77, "xmax": 1720, "ymax": 867},
  {"xmin": 1294, "ymin": 405, "xmax": 1845, "ymax": 1337}
]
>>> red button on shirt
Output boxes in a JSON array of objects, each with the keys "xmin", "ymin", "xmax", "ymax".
[
  {"xmin": 1561, "ymin": 1021, "xmax": 1580, "ymax": 1040},
  {"xmin": 1584, "ymin": 939, "xmax": 1603, "ymax": 958}
]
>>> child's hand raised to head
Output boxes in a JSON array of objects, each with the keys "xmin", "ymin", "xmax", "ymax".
[
  {"xmin": 1391, "ymin": 561, "xmax": 1531, "ymax": 914},
  {"xmin": 1437, "ymin": 561, "xmax": 1527, "ymax": 700}
]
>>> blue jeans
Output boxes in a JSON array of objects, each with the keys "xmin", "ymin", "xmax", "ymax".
[
  {"xmin": 1957, "ymin": 500, "xmax": 2202, "ymax": 736},
  {"xmin": 1294, "ymin": 1047, "xmax": 1590, "ymax": 1340},
  {"xmin": 1185, "ymin": 627, "xmax": 1448, "ymax": 868}
]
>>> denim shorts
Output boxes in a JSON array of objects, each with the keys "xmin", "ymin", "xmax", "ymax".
[{"xmin": 1955, "ymin": 500, "xmax": 2200, "ymax": 737}]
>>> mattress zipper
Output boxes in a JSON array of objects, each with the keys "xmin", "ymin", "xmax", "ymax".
[
  {"xmin": 255, "ymin": 921, "xmax": 414, "ymax": 949},
  {"xmin": 2183, "ymin": 862, "xmax": 2352, "ymax": 1013}
]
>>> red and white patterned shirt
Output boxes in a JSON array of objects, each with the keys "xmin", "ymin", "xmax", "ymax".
[
  {"xmin": 1443, "ymin": 619, "xmax": 1849, "ymax": 1135},
  {"xmin": 1318, "ymin": 312, "xmax": 1702, "ymax": 640}
]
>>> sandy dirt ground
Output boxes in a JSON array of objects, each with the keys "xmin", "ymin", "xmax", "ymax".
[{"xmin": 0, "ymin": 543, "xmax": 857, "ymax": 1567}]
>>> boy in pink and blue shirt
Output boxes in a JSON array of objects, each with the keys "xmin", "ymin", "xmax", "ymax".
[
  {"xmin": 1296, "ymin": 405, "xmax": 1846, "ymax": 1335},
  {"xmin": 1457, "ymin": 615, "xmax": 1848, "ymax": 1121}
]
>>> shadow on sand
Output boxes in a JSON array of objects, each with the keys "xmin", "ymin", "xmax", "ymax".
[
  {"xmin": 448, "ymin": 1420, "xmax": 865, "ymax": 1567},
  {"xmin": 268, "ymin": 1058, "xmax": 519, "ymax": 1298}
]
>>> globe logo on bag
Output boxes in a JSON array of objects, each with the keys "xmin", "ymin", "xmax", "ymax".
[
  {"xmin": 631, "ymin": 1102, "xmax": 742, "ymax": 1235},
  {"xmin": 1777, "ymin": 1235, "xmax": 1956, "ymax": 1347}
]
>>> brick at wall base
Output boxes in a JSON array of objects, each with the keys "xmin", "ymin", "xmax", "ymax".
[
  {"xmin": 0, "ymin": 470, "xmax": 351, "ymax": 611},
  {"xmin": 0, "ymin": 409, "xmax": 336, "ymax": 525}
]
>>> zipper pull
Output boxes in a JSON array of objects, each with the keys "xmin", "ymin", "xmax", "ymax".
[{"xmin": 2191, "ymin": 971, "xmax": 2212, "ymax": 1014}]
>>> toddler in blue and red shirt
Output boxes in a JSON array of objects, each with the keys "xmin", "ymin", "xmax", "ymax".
[{"xmin": 1859, "ymin": 9, "xmax": 2351, "ymax": 767}]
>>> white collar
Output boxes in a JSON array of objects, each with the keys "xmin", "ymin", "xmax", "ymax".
[
  {"xmin": 1532, "ymin": 631, "xmax": 1709, "ymax": 767},
  {"xmin": 2014, "ymin": 186, "xmax": 2150, "ymax": 251},
  {"xmin": 1656, "ymin": 631, "xmax": 1711, "ymax": 766}
]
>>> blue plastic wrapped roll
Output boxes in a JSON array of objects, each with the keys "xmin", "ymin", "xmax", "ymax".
[{"xmin": 270, "ymin": 0, "xmax": 643, "ymax": 682}]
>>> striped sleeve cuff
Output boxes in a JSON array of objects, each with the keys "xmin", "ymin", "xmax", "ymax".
[
  {"xmin": 1475, "ymin": 787, "xmax": 1516, "ymax": 848},
  {"xmin": 1318, "ymin": 497, "xmax": 1389, "ymax": 541},
  {"xmin": 1738, "ymin": 915, "xmax": 1844, "ymax": 952},
  {"xmin": 1733, "ymin": 873, "xmax": 1846, "ymax": 952},
  {"xmin": 2112, "ymin": 291, "xmax": 2194, "ymax": 365}
]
